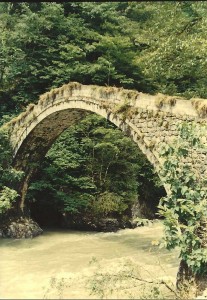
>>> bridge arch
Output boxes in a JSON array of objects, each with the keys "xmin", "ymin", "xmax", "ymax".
[{"xmin": 4, "ymin": 82, "xmax": 207, "ymax": 211}]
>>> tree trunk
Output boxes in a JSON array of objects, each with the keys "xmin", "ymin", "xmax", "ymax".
[
  {"xmin": 176, "ymin": 259, "xmax": 207, "ymax": 298},
  {"xmin": 18, "ymin": 168, "xmax": 35, "ymax": 212}
]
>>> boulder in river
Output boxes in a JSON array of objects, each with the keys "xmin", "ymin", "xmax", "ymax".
[{"xmin": 0, "ymin": 216, "xmax": 43, "ymax": 238}]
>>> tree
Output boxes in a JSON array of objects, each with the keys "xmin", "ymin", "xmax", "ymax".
[
  {"xmin": 28, "ymin": 114, "xmax": 162, "ymax": 225},
  {"xmin": 1, "ymin": 1, "xmax": 207, "ymax": 122},
  {"xmin": 158, "ymin": 122, "xmax": 207, "ymax": 295},
  {"xmin": 0, "ymin": 126, "xmax": 23, "ymax": 215},
  {"xmin": 133, "ymin": 2, "xmax": 207, "ymax": 98}
]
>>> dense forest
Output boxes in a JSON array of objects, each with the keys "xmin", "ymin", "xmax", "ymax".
[
  {"xmin": 0, "ymin": 1, "xmax": 206, "ymax": 228},
  {"xmin": 1, "ymin": 2, "xmax": 207, "ymax": 120}
]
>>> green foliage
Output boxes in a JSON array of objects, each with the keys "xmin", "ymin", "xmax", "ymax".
[
  {"xmin": 2, "ymin": 1, "xmax": 205, "ymax": 226},
  {"xmin": 0, "ymin": 127, "xmax": 13, "ymax": 169},
  {"xmin": 0, "ymin": 127, "xmax": 23, "ymax": 188},
  {"xmin": 133, "ymin": 2, "xmax": 207, "ymax": 98},
  {"xmin": 0, "ymin": 127, "xmax": 23, "ymax": 214},
  {"xmin": 92, "ymin": 192, "xmax": 128, "ymax": 216},
  {"xmin": 158, "ymin": 122, "xmax": 207, "ymax": 276},
  {"xmin": 0, "ymin": 2, "xmax": 149, "ymax": 119},
  {"xmin": 2, "ymin": 2, "xmax": 207, "ymax": 120},
  {"xmin": 28, "ymin": 114, "xmax": 161, "ymax": 221},
  {"xmin": 0, "ymin": 186, "xmax": 18, "ymax": 214}
]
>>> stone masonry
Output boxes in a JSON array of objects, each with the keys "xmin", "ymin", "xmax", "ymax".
[{"xmin": 2, "ymin": 82, "xmax": 207, "ymax": 210}]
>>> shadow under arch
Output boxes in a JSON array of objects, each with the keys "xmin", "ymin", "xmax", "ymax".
[{"xmin": 26, "ymin": 112, "xmax": 166, "ymax": 230}]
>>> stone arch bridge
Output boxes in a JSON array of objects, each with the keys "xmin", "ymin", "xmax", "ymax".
[{"xmin": 3, "ymin": 82, "xmax": 207, "ymax": 211}]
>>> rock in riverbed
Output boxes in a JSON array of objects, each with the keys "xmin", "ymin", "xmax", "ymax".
[{"xmin": 0, "ymin": 217, "xmax": 43, "ymax": 238}]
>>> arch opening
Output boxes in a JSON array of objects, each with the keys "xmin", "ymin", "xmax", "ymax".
[{"xmin": 25, "ymin": 113, "xmax": 166, "ymax": 231}]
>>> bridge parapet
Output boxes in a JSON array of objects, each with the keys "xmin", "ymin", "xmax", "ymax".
[
  {"xmin": 5, "ymin": 82, "xmax": 205, "ymax": 151},
  {"xmin": 2, "ymin": 82, "xmax": 207, "ymax": 186}
]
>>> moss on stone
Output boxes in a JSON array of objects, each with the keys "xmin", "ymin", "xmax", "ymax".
[
  {"xmin": 192, "ymin": 98, "xmax": 207, "ymax": 118},
  {"xmin": 155, "ymin": 93, "xmax": 178, "ymax": 109}
]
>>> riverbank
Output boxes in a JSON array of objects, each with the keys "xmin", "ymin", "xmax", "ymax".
[{"xmin": 0, "ymin": 213, "xmax": 154, "ymax": 238}]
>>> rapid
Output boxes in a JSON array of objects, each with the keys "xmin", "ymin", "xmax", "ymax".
[{"xmin": 0, "ymin": 221, "xmax": 179, "ymax": 299}]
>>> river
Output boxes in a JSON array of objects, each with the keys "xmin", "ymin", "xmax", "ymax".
[{"xmin": 0, "ymin": 221, "xmax": 179, "ymax": 299}]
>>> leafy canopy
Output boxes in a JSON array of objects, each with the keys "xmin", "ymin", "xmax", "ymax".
[{"xmin": 28, "ymin": 114, "xmax": 161, "ymax": 219}]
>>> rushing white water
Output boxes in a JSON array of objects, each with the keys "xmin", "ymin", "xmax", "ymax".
[{"xmin": 0, "ymin": 221, "xmax": 179, "ymax": 299}]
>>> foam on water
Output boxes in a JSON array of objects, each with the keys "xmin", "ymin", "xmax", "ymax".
[{"xmin": 0, "ymin": 221, "xmax": 179, "ymax": 299}]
